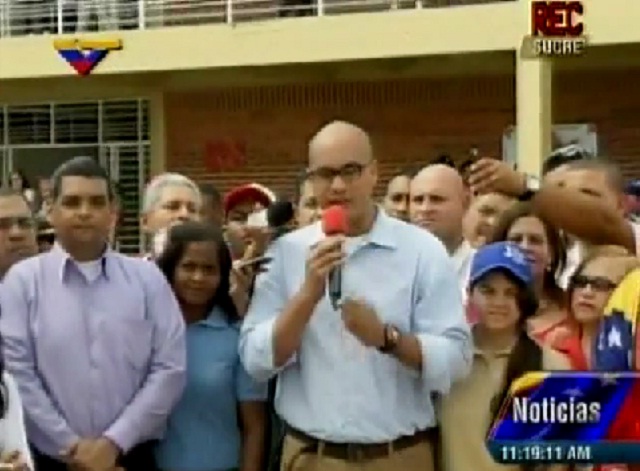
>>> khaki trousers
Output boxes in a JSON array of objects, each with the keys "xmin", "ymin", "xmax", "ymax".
[{"xmin": 280, "ymin": 432, "xmax": 435, "ymax": 471}]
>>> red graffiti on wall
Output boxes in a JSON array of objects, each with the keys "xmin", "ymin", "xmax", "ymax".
[{"xmin": 203, "ymin": 139, "xmax": 247, "ymax": 172}]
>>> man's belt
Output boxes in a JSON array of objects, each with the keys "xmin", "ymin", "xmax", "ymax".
[{"xmin": 286, "ymin": 425, "xmax": 432, "ymax": 461}]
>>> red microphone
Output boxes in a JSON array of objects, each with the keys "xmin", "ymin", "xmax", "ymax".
[
  {"xmin": 322, "ymin": 205, "xmax": 348, "ymax": 236},
  {"xmin": 321, "ymin": 205, "xmax": 348, "ymax": 309}
]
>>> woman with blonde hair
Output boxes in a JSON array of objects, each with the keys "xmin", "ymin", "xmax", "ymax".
[{"xmin": 553, "ymin": 245, "xmax": 640, "ymax": 370}]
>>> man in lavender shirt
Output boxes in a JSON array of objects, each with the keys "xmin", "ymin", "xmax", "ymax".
[{"xmin": 0, "ymin": 157, "xmax": 187, "ymax": 471}]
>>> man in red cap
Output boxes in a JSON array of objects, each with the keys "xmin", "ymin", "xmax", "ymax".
[
  {"xmin": 225, "ymin": 183, "xmax": 275, "ymax": 224},
  {"xmin": 224, "ymin": 183, "xmax": 275, "ymax": 260},
  {"xmin": 223, "ymin": 183, "xmax": 276, "ymax": 317}
]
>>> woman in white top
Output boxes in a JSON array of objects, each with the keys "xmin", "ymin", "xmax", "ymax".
[{"xmin": 0, "ymin": 371, "xmax": 32, "ymax": 470}]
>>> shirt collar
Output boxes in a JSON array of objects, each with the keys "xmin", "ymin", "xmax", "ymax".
[
  {"xmin": 50, "ymin": 242, "xmax": 113, "ymax": 281},
  {"xmin": 198, "ymin": 306, "xmax": 235, "ymax": 329},
  {"xmin": 308, "ymin": 206, "xmax": 398, "ymax": 249},
  {"xmin": 453, "ymin": 239, "xmax": 473, "ymax": 258},
  {"xmin": 451, "ymin": 240, "xmax": 474, "ymax": 270},
  {"xmin": 472, "ymin": 325, "xmax": 514, "ymax": 357}
]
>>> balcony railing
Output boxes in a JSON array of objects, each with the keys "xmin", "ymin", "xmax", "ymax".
[{"xmin": 0, "ymin": 0, "xmax": 511, "ymax": 38}]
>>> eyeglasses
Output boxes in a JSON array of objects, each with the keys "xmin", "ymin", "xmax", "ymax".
[
  {"xmin": 572, "ymin": 274, "xmax": 617, "ymax": 293},
  {"xmin": 0, "ymin": 216, "xmax": 35, "ymax": 231},
  {"xmin": 306, "ymin": 162, "xmax": 368, "ymax": 184}
]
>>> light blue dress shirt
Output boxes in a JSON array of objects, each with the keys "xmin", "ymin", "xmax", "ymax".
[
  {"xmin": 156, "ymin": 307, "xmax": 268, "ymax": 471},
  {"xmin": 239, "ymin": 210, "xmax": 472, "ymax": 444}
]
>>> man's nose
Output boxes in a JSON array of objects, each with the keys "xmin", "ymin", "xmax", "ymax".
[
  {"xmin": 176, "ymin": 205, "xmax": 192, "ymax": 219},
  {"xmin": 78, "ymin": 202, "xmax": 92, "ymax": 217},
  {"xmin": 7, "ymin": 224, "xmax": 27, "ymax": 240},
  {"xmin": 519, "ymin": 239, "xmax": 533, "ymax": 252},
  {"xmin": 423, "ymin": 203, "xmax": 438, "ymax": 214},
  {"xmin": 481, "ymin": 215, "xmax": 496, "ymax": 229},
  {"xmin": 411, "ymin": 200, "xmax": 427, "ymax": 212},
  {"xmin": 329, "ymin": 175, "xmax": 348, "ymax": 192},
  {"xmin": 397, "ymin": 198, "xmax": 409, "ymax": 211}
]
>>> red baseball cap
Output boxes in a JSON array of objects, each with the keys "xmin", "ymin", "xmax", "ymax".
[{"xmin": 224, "ymin": 183, "xmax": 275, "ymax": 215}]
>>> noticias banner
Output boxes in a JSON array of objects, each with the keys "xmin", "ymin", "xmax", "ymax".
[{"xmin": 487, "ymin": 372, "xmax": 640, "ymax": 464}]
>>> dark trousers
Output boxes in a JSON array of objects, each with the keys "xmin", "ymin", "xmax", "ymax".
[
  {"xmin": 32, "ymin": 440, "xmax": 158, "ymax": 471},
  {"xmin": 265, "ymin": 378, "xmax": 285, "ymax": 471}
]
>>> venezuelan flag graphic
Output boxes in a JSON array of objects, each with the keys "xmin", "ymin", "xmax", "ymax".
[
  {"xmin": 489, "ymin": 372, "xmax": 640, "ymax": 442},
  {"xmin": 53, "ymin": 39, "xmax": 122, "ymax": 76},
  {"xmin": 593, "ymin": 268, "xmax": 640, "ymax": 371}
]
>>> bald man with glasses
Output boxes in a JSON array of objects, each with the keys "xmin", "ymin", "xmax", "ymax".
[{"xmin": 241, "ymin": 121, "xmax": 471, "ymax": 471}]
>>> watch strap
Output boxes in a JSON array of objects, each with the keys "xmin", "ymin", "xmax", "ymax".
[{"xmin": 518, "ymin": 189, "xmax": 536, "ymax": 202}]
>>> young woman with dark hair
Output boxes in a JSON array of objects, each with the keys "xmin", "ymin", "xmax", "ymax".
[
  {"xmin": 439, "ymin": 242, "xmax": 570, "ymax": 471},
  {"xmin": 490, "ymin": 202, "xmax": 569, "ymax": 345},
  {"xmin": 154, "ymin": 221, "xmax": 267, "ymax": 471}
]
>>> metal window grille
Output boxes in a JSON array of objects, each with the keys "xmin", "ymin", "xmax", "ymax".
[{"xmin": 0, "ymin": 99, "xmax": 150, "ymax": 254}]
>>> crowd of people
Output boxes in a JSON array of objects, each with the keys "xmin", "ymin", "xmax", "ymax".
[{"xmin": 0, "ymin": 119, "xmax": 637, "ymax": 471}]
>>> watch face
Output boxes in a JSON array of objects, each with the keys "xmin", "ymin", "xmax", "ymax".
[
  {"xmin": 389, "ymin": 326, "xmax": 400, "ymax": 346},
  {"xmin": 380, "ymin": 325, "xmax": 400, "ymax": 352},
  {"xmin": 527, "ymin": 174, "xmax": 541, "ymax": 191}
]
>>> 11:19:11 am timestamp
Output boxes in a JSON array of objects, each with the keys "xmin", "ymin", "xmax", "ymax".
[
  {"xmin": 489, "ymin": 441, "xmax": 640, "ymax": 463},
  {"xmin": 492, "ymin": 442, "xmax": 593, "ymax": 464}
]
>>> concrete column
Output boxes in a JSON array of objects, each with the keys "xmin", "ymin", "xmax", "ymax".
[
  {"xmin": 515, "ymin": 0, "xmax": 553, "ymax": 177},
  {"xmin": 149, "ymin": 90, "xmax": 166, "ymax": 176},
  {"xmin": 515, "ymin": 56, "xmax": 553, "ymax": 177}
]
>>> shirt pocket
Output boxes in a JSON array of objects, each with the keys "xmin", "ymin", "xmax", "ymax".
[
  {"xmin": 102, "ymin": 309, "xmax": 154, "ymax": 373},
  {"xmin": 368, "ymin": 283, "xmax": 414, "ymax": 332}
]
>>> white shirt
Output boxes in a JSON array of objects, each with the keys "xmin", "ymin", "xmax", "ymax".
[
  {"xmin": 75, "ymin": 259, "xmax": 104, "ymax": 283},
  {"xmin": 240, "ymin": 212, "xmax": 471, "ymax": 442},
  {"xmin": 558, "ymin": 237, "xmax": 584, "ymax": 290},
  {"xmin": 452, "ymin": 240, "xmax": 475, "ymax": 301},
  {"xmin": 558, "ymin": 221, "xmax": 640, "ymax": 289},
  {"xmin": 631, "ymin": 221, "xmax": 640, "ymax": 255},
  {"xmin": 0, "ymin": 372, "xmax": 33, "ymax": 470}
]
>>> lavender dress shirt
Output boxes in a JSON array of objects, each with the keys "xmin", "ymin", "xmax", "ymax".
[{"xmin": 0, "ymin": 244, "xmax": 186, "ymax": 458}]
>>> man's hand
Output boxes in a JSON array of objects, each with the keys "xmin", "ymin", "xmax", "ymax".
[
  {"xmin": 341, "ymin": 299, "xmax": 385, "ymax": 348},
  {"xmin": 468, "ymin": 158, "xmax": 526, "ymax": 197},
  {"xmin": 242, "ymin": 226, "xmax": 273, "ymax": 260},
  {"xmin": 0, "ymin": 451, "xmax": 29, "ymax": 470},
  {"xmin": 303, "ymin": 236, "xmax": 345, "ymax": 302},
  {"xmin": 230, "ymin": 263, "xmax": 254, "ymax": 317},
  {"xmin": 62, "ymin": 437, "xmax": 119, "ymax": 471}
]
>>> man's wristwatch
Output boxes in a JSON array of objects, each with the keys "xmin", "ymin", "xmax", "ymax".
[
  {"xmin": 378, "ymin": 324, "xmax": 401, "ymax": 354},
  {"xmin": 518, "ymin": 174, "xmax": 540, "ymax": 201}
]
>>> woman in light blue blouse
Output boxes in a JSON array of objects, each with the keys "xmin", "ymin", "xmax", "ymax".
[{"xmin": 155, "ymin": 221, "xmax": 267, "ymax": 471}]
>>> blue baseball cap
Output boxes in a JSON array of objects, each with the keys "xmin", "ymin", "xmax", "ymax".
[{"xmin": 469, "ymin": 242, "xmax": 533, "ymax": 288}]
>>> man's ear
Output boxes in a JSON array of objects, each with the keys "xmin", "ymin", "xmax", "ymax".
[{"xmin": 617, "ymin": 193, "xmax": 628, "ymax": 216}]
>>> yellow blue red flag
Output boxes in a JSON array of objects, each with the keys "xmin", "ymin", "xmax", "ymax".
[{"xmin": 593, "ymin": 268, "xmax": 640, "ymax": 371}]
